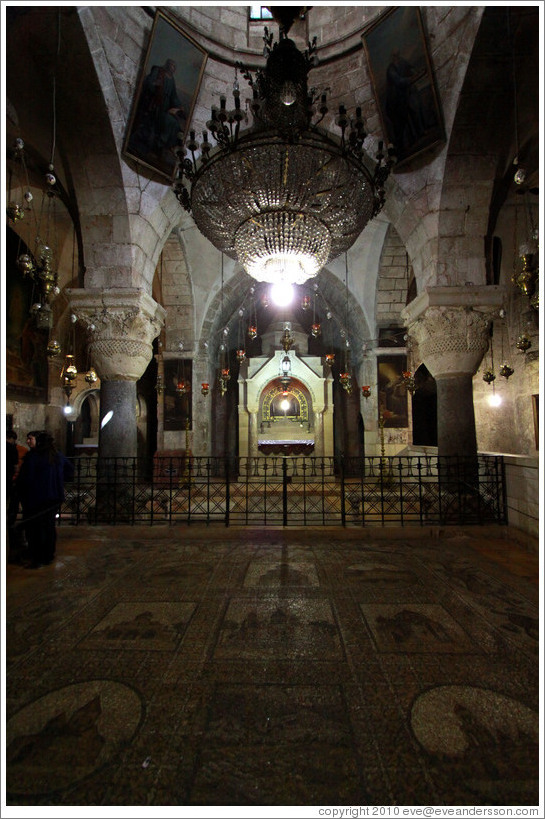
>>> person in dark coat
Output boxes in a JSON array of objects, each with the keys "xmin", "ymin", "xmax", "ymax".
[
  {"xmin": 15, "ymin": 431, "xmax": 74, "ymax": 568},
  {"xmin": 6, "ymin": 432, "xmax": 19, "ymax": 491}
]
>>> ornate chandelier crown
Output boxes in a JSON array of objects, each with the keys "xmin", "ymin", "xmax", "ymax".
[{"xmin": 173, "ymin": 27, "xmax": 396, "ymax": 285}]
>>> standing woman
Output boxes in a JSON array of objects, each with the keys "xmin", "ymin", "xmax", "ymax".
[{"xmin": 16, "ymin": 431, "xmax": 74, "ymax": 568}]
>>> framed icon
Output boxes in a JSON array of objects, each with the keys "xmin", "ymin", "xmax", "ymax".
[
  {"xmin": 124, "ymin": 10, "xmax": 207, "ymax": 180},
  {"xmin": 362, "ymin": 6, "xmax": 444, "ymax": 167}
]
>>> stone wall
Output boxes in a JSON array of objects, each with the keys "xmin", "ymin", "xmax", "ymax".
[
  {"xmin": 376, "ymin": 225, "xmax": 410, "ymax": 326},
  {"xmin": 503, "ymin": 455, "xmax": 539, "ymax": 540}
]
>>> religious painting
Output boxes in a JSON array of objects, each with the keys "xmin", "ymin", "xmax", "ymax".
[
  {"xmin": 5, "ymin": 227, "xmax": 48, "ymax": 399},
  {"xmin": 123, "ymin": 9, "xmax": 208, "ymax": 180},
  {"xmin": 378, "ymin": 325, "xmax": 406, "ymax": 348},
  {"xmin": 361, "ymin": 7, "xmax": 444, "ymax": 167},
  {"xmin": 163, "ymin": 358, "xmax": 192, "ymax": 431},
  {"xmin": 377, "ymin": 354, "xmax": 408, "ymax": 428}
]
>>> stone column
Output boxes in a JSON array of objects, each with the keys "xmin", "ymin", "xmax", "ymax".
[
  {"xmin": 313, "ymin": 409, "xmax": 324, "ymax": 457},
  {"xmin": 321, "ymin": 372, "xmax": 334, "ymax": 459},
  {"xmin": 192, "ymin": 348, "xmax": 211, "ymax": 456},
  {"xmin": 67, "ymin": 288, "xmax": 166, "ymax": 458},
  {"xmin": 402, "ymin": 286, "xmax": 502, "ymax": 458},
  {"xmin": 248, "ymin": 411, "xmax": 259, "ymax": 458}
]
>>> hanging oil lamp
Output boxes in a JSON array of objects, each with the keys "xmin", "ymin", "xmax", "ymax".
[
  {"xmin": 310, "ymin": 322, "xmax": 321, "ymax": 338},
  {"xmin": 340, "ymin": 371, "xmax": 352, "ymax": 394},
  {"xmin": 402, "ymin": 370, "xmax": 416, "ymax": 394},
  {"xmin": 84, "ymin": 368, "xmax": 98, "ymax": 385},
  {"xmin": 7, "ymin": 202, "xmax": 24, "ymax": 222},
  {"xmin": 325, "ymin": 353, "xmax": 335, "ymax": 368},
  {"xmin": 482, "ymin": 369, "xmax": 496, "ymax": 384},
  {"xmin": 236, "ymin": 348, "xmax": 246, "ymax": 363},
  {"xmin": 247, "ymin": 324, "xmax": 257, "ymax": 339},
  {"xmin": 201, "ymin": 382, "xmax": 210, "ymax": 396},
  {"xmin": 17, "ymin": 253, "xmax": 35, "ymax": 275},
  {"xmin": 46, "ymin": 339, "xmax": 61, "ymax": 358},
  {"xmin": 516, "ymin": 334, "xmax": 531, "ymax": 352},
  {"xmin": 499, "ymin": 363, "xmax": 514, "ymax": 379},
  {"xmin": 301, "ymin": 294, "xmax": 311, "ymax": 311},
  {"xmin": 361, "ymin": 385, "xmax": 371, "ymax": 399},
  {"xmin": 61, "ymin": 354, "xmax": 77, "ymax": 400},
  {"xmin": 219, "ymin": 368, "xmax": 230, "ymax": 397},
  {"xmin": 61, "ymin": 354, "xmax": 78, "ymax": 383}
]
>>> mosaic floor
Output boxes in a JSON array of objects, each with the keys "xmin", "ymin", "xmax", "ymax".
[{"xmin": 3, "ymin": 524, "xmax": 541, "ymax": 810}]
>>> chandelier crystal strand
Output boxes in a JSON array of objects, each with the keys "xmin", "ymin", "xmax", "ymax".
[{"xmin": 173, "ymin": 29, "xmax": 395, "ymax": 286}]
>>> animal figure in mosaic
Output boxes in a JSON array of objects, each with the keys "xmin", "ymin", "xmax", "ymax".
[{"xmin": 376, "ymin": 608, "xmax": 453, "ymax": 644}]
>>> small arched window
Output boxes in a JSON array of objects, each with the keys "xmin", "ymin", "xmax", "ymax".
[{"xmin": 249, "ymin": 6, "xmax": 273, "ymax": 21}]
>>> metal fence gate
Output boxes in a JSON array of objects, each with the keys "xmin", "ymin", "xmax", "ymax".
[{"xmin": 60, "ymin": 454, "xmax": 507, "ymax": 527}]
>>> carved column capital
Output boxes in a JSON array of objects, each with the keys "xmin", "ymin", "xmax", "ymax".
[
  {"xmin": 67, "ymin": 288, "xmax": 166, "ymax": 381},
  {"xmin": 409, "ymin": 305, "xmax": 492, "ymax": 377},
  {"xmin": 401, "ymin": 287, "xmax": 502, "ymax": 378}
]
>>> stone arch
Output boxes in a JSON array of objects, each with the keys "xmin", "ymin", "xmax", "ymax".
[
  {"xmin": 261, "ymin": 382, "xmax": 310, "ymax": 424},
  {"xmin": 379, "ymin": 7, "xmax": 485, "ymax": 291},
  {"xmin": 74, "ymin": 6, "xmax": 184, "ymax": 293},
  {"xmin": 307, "ymin": 266, "xmax": 373, "ymax": 369},
  {"xmin": 199, "ymin": 265, "xmax": 257, "ymax": 365},
  {"xmin": 411, "ymin": 363, "xmax": 437, "ymax": 448},
  {"xmin": 436, "ymin": 6, "xmax": 539, "ymax": 287},
  {"xmin": 71, "ymin": 388, "xmax": 100, "ymax": 447}
]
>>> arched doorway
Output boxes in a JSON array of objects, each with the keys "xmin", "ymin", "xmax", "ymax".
[
  {"xmin": 411, "ymin": 364, "xmax": 437, "ymax": 447},
  {"xmin": 73, "ymin": 389, "xmax": 100, "ymax": 454}
]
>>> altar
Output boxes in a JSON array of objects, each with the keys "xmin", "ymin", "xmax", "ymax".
[{"xmin": 258, "ymin": 440, "xmax": 315, "ymax": 456}]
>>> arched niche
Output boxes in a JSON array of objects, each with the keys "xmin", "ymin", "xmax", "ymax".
[{"xmin": 238, "ymin": 350, "xmax": 333, "ymax": 459}]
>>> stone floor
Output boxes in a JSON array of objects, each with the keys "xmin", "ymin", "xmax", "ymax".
[{"xmin": 3, "ymin": 524, "xmax": 541, "ymax": 811}]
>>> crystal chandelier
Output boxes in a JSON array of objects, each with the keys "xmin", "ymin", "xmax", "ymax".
[{"xmin": 174, "ymin": 26, "xmax": 395, "ymax": 286}]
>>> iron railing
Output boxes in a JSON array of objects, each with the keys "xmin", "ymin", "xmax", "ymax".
[{"xmin": 59, "ymin": 454, "xmax": 507, "ymax": 527}]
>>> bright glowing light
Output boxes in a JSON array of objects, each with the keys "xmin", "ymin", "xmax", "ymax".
[
  {"xmin": 270, "ymin": 282, "xmax": 294, "ymax": 307},
  {"xmin": 63, "ymin": 405, "xmax": 72, "ymax": 416},
  {"xmin": 281, "ymin": 399, "xmax": 290, "ymax": 412},
  {"xmin": 101, "ymin": 410, "xmax": 114, "ymax": 428},
  {"xmin": 488, "ymin": 393, "xmax": 502, "ymax": 407}
]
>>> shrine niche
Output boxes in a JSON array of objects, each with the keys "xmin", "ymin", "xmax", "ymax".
[
  {"xmin": 261, "ymin": 382, "xmax": 310, "ymax": 425},
  {"xmin": 258, "ymin": 379, "xmax": 315, "ymax": 456},
  {"xmin": 237, "ymin": 345, "xmax": 334, "ymax": 460}
]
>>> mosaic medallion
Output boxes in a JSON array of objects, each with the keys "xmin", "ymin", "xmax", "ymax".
[
  {"xmin": 6, "ymin": 680, "xmax": 143, "ymax": 795},
  {"xmin": 410, "ymin": 685, "xmax": 539, "ymax": 803}
]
